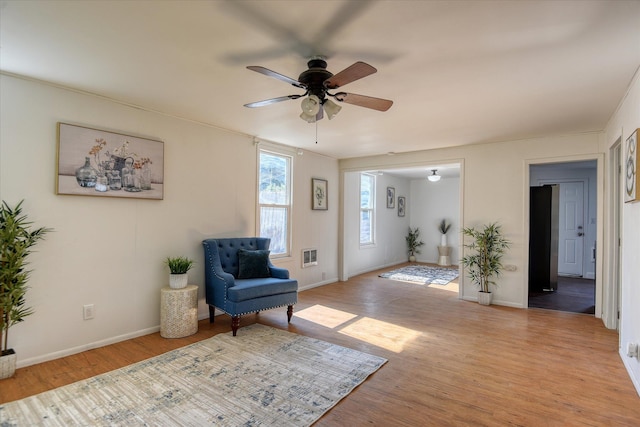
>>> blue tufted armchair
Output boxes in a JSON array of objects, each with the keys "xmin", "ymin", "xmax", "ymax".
[{"xmin": 202, "ymin": 237, "xmax": 298, "ymax": 336}]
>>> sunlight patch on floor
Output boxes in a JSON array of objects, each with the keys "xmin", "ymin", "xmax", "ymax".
[
  {"xmin": 339, "ymin": 317, "xmax": 422, "ymax": 353},
  {"xmin": 294, "ymin": 304, "xmax": 422, "ymax": 353},
  {"xmin": 428, "ymin": 282, "xmax": 459, "ymax": 293},
  {"xmin": 294, "ymin": 304, "xmax": 358, "ymax": 329}
]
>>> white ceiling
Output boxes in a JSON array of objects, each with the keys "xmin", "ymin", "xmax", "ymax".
[{"xmin": 1, "ymin": 1, "xmax": 639, "ymax": 160}]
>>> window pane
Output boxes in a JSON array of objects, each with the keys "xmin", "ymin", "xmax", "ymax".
[
  {"xmin": 260, "ymin": 206, "xmax": 288, "ymax": 255},
  {"xmin": 259, "ymin": 152, "xmax": 289, "ymax": 205},
  {"xmin": 360, "ymin": 210, "xmax": 372, "ymax": 244},
  {"xmin": 360, "ymin": 175, "xmax": 373, "ymax": 208},
  {"xmin": 360, "ymin": 173, "xmax": 375, "ymax": 245}
]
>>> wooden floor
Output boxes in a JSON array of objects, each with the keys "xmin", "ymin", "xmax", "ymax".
[{"xmin": 2, "ymin": 264, "xmax": 639, "ymax": 426}]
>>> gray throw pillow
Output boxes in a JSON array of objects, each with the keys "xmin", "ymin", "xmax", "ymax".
[{"xmin": 237, "ymin": 249, "xmax": 271, "ymax": 279}]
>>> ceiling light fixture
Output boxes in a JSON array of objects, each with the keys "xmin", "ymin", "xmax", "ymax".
[
  {"xmin": 300, "ymin": 94, "xmax": 320, "ymax": 122},
  {"xmin": 428, "ymin": 169, "xmax": 441, "ymax": 182},
  {"xmin": 323, "ymin": 99, "xmax": 342, "ymax": 120}
]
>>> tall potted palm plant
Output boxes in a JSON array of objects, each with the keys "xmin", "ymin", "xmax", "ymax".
[
  {"xmin": 460, "ymin": 222, "xmax": 510, "ymax": 305},
  {"xmin": 0, "ymin": 200, "xmax": 51, "ymax": 378},
  {"xmin": 405, "ymin": 227, "xmax": 424, "ymax": 262}
]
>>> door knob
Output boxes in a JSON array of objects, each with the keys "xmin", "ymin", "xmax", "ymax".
[{"xmin": 577, "ymin": 232, "xmax": 584, "ymax": 237}]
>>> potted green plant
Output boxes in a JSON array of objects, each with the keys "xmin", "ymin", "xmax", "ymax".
[
  {"xmin": 405, "ymin": 227, "xmax": 424, "ymax": 262},
  {"xmin": 438, "ymin": 219, "xmax": 452, "ymax": 247},
  {"xmin": 1, "ymin": 200, "xmax": 51, "ymax": 379},
  {"xmin": 460, "ymin": 222, "xmax": 510, "ymax": 305},
  {"xmin": 165, "ymin": 256, "xmax": 194, "ymax": 289}
]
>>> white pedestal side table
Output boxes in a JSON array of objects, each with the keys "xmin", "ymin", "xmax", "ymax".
[
  {"xmin": 160, "ymin": 285, "xmax": 198, "ymax": 338},
  {"xmin": 437, "ymin": 246, "xmax": 451, "ymax": 267}
]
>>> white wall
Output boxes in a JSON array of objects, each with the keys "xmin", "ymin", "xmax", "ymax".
[
  {"xmin": 603, "ymin": 68, "xmax": 640, "ymax": 395},
  {"xmin": 409, "ymin": 176, "xmax": 460, "ymax": 264},
  {"xmin": 341, "ymin": 134, "xmax": 603, "ymax": 309},
  {"xmin": 0, "ymin": 74, "xmax": 339, "ymax": 367},
  {"xmin": 343, "ymin": 172, "xmax": 410, "ymax": 277},
  {"xmin": 342, "ymin": 170, "xmax": 460, "ymax": 275}
]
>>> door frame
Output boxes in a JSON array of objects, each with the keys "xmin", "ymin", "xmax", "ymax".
[
  {"xmin": 524, "ymin": 154, "xmax": 604, "ymax": 318},
  {"xmin": 603, "ymin": 139, "xmax": 623, "ymax": 330}
]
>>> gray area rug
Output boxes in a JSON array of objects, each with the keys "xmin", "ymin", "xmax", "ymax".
[
  {"xmin": 379, "ymin": 265, "xmax": 459, "ymax": 285},
  {"xmin": 0, "ymin": 324, "xmax": 387, "ymax": 426}
]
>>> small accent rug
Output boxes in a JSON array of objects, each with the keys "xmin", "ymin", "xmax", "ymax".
[
  {"xmin": 379, "ymin": 265, "xmax": 459, "ymax": 285},
  {"xmin": 0, "ymin": 324, "xmax": 387, "ymax": 426}
]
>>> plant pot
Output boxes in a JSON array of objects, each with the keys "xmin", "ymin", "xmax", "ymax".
[
  {"xmin": 0, "ymin": 349, "xmax": 17, "ymax": 379},
  {"xmin": 477, "ymin": 291, "xmax": 492, "ymax": 306},
  {"xmin": 169, "ymin": 273, "xmax": 188, "ymax": 289},
  {"xmin": 409, "ymin": 255, "xmax": 416, "ymax": 262},
  {"xmin": 441, "ymin": 234, "xmax": 447, "ymax": 247}
]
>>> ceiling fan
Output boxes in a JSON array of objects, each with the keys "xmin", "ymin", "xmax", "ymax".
[{"xmin": 244, "ymin": 57, "xmax": 393, "ymax": 122}]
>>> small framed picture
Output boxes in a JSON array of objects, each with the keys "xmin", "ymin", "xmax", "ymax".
[
  {"xmin": 312, "ymin": 178, "xmax": 328, "ymax": 210},
  {"xmin": 387, "ymin": 187, "xmax": 395, "ymax": 208},
  {"xmin": 625, "ymin": 128, "xmax": 639, "ymax": 203},
  {"xmin": 397, "ymin": 196, "xmax": 405, "ymax": 217}
]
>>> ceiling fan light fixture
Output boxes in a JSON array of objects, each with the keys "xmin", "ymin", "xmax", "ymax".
[
  {"xmin": 299, "ymin": 111, "xmax": 317, "ymax": 123},
  {"xmin": 323, "ymin": 99, "xmax": 342, "ymax": 120},
  {"xmin": 301, "ymin": 94, "xmax": 320, "ymax": 116},
  {"xmin": 428, "ymin": 169, "xmax": 441, "ymax": 182}
]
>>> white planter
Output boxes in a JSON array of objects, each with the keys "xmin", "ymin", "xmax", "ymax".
[
  {"xmin": 409, "ymin": 255, "xmax": 416, "ymax": 262},
  {"xmin": 477, "ymin": 291, "xmax": 493, "ymax": 306},
  {"xmin": 169, "ymin": 273, "xmax": 188, "ymax": 289},
  {"xmin": 441, "ymin": 234, "xmax": 447, "ymax": 247},
  {"xmin": 0, "ymin": 349, "xmax": 17, "ymax": 379}
]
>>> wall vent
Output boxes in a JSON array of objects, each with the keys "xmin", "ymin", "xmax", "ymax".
[{"xmin": 302, "ymin": 248, "xmax": 318, "ymax": 268}]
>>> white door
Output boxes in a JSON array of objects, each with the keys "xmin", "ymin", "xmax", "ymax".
[{"xmin": 558, "ymin": 181, "xmax": 584, "ymax": 276}]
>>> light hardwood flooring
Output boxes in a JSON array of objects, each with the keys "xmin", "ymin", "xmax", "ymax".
[{"xmin": 1, "ymin": 264, "xmax": 639, "ymax": 426}]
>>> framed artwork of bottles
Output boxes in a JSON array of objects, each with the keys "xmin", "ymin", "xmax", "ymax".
[{"xmin": 56, "ymin": 122, "xmax": 164, "ymax": 200}]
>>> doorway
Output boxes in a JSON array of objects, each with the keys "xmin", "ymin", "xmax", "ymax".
[{"xmin": 528, "ymin": 160, "xmax": 597, "ymax": 314}]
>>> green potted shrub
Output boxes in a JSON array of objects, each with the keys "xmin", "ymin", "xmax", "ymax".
[
  {"xmin": 165, "ymin": 256, "xmax": 194, "ymax": 289},
  {"xmin": 460, "ymin": 222, "xmax": 510, "ymax": 305},
  {"xmin": 405, "ymin": 227, "xmax": 424, "ymax": 262},
  {"xmin": 1, "ymin": 200, "xmax": 51, "ymax": 379}
]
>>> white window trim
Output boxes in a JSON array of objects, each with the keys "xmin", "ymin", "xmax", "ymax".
[{"xmin": 257, "ymin": 145, "xmax": 293, "ymax": 258}]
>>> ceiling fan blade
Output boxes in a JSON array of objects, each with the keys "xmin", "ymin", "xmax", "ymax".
[
  {"xmin": 324, "ymin": 61, "xmax": 377, "ymax": 89},
  {"xmin": 244, "ymin": 95, "xmax": 302, "ymax": 108},
  {"xmin": 247, "ymin": 66, "xmax": 305, "ymax": 88},
  {"xmin": 335, "ymin": 92, "xmax": 393, "ymax": 112}
]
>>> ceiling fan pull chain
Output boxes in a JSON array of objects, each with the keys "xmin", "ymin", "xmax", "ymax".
[{"xmin": 315, "ymin": 121, "xmax": 318, "ymax": 144}]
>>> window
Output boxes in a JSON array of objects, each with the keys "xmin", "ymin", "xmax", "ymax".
[
  {"xmin": 258, "ymin": 150, "xmax": 292, "ymax": 257},
  {"xmin": 360, "ymin": 173, "xmax": 375, "ymax": 245}
]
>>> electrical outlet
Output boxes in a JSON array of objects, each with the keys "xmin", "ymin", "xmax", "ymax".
[
  {"xmin": 83, "ymin": 304, "xmax": 95, "ymax": 320},
  {"xmin": 627, "ymin": 343, "xmax": 639, "ymax": 359}
]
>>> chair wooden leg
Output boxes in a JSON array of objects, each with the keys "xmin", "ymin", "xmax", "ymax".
[
  {"xmin": 209, "ymin": 305, "xmax": 215, "ymax": 323},
  {"xmin": 287, "ymin": 305, "xmax": 293, "ymax": 323},
  {"xmin": 231, "ymin": 316, "xmax": 240, "ymax": 336}
]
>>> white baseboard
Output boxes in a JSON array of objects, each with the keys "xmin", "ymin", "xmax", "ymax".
[
  {"xmin": 620, "ymin": 349, "xmax": 640, "ymax": 397},
  {"xmin": 18, "ymin": 326, "xmax": 160, "ymax": 369},
  {"xmin": 299, "ymin": 279, "xmax": 338, "ymax": 292},
  {"xmin": 461, "ymin": 295, "xmax": 524, "ymax": 309}
]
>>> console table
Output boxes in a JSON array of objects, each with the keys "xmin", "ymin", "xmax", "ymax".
[{"xmin": 160, "ymin": 285, "xmax": 198, "ymax": 338}]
